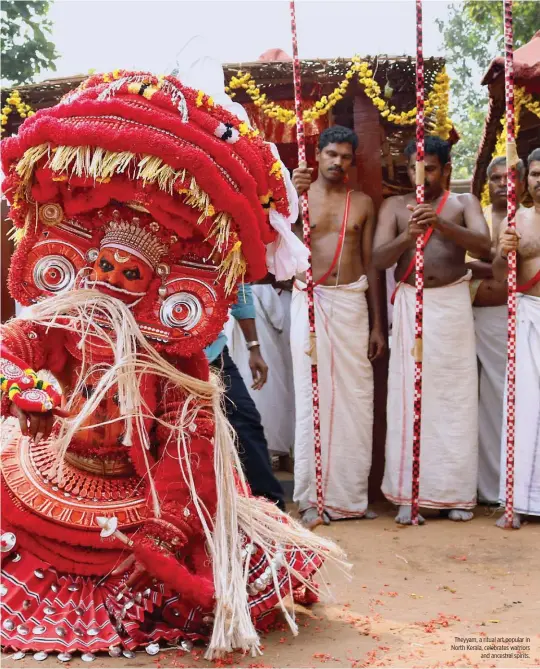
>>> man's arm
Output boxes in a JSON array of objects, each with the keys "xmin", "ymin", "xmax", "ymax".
[
  {"xmin": 492, "ymin": 248, "xmax": 509, "ymax": 283},
  {"xmin": 361, "ymin": 195, "xmax": 386, "ymax": 362},
  {"xmin": 231, "ymin": 284, "xmax": 268, "ymax": 390},
  {"xmin": 466, "ymin": 260, "xmax": 494, "ymax": 280},
  {"xmin": 372, "ymin": 197, "xmax": 417, "ymax": 270},
  {"xmin": 492, "ymin": 219, "xmax": 520, "ymax": 282}
]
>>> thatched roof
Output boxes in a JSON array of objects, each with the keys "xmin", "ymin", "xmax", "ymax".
[
  {"xmin": 1, "ymin": 55, "xmax": 446, "ymax": 141},
  {"xmin": 222, "ymin": 55, "xmax": 445, "ymax": 91},
  {"xmin": 2, "ymin": 54, "xmax": 445, "ymax": 110}
]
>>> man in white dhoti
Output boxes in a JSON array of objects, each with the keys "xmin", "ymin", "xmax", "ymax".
[
  {"xmin": 225, "ymin": 282, "xmax": 295, "ymax": 465},
  {"xmin": 373, "ymin": 136, "xmax": 491, "ymax": 524},
  {"xmin": 290, "ymin": 126, "xmax": 386, "ymax": 529},
  {"xmin": 468, "ymin": 157, "xmax": 525, "ymax": 504},
  {"xmin": 493, "ymin": 147, "xmax": 540, "ymax": 529}
]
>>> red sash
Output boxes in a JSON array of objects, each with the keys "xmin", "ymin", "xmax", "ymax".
[
  {"xmin": 517, "ymin": 268, "xmax": 540, "ymax": 294},
  {"xmin": 301, "ymin": 190, "xmax": 352, "ymax": 290},
  {"xmin": 390, "ymin": 190, "xmax": 451, "ymax": 305}
]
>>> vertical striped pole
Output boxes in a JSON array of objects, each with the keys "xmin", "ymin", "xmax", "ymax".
[
  {"xmin": 289, "ymin": 0, "xmax": 325, "ymax": 521},
  {"xmin": 503, "ymin": 0, "xmax": 518, "ymax": 528},
  {"xmin": 411, "ymin": 0, "xmax": 426, "ymax": 526}
]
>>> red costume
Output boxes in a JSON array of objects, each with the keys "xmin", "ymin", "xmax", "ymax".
[{"xmin": 0, "ymin": 70, "xmax": 343, "ymax": 662}]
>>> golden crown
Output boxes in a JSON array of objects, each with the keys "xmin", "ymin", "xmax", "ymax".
[{"xmin": 100, "ymin": 216, "xmax": 168, "ymax": 269}]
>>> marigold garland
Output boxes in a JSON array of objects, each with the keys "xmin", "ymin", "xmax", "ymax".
[
  {"xmin": 480, "ymin": 86, "xmax": 539, "ymax": 207},
  {"xmin": 1, "ymin": 90, "xmax": 35, "ymax": 134},
  {"xmin": 3, "ymin": 59, "xmax": 459, "ymax": 142},
  {"xmin": 226, "ymin": 58, "xmax": 453, "ymax": 138}
]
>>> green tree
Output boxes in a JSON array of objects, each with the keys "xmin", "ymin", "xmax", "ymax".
[
  {"xmin": 1, "ymin": 1, "xmax": 59, "ymax": 85},
  {"xmin": 437, "ymin": 1, "xmax": 540, "ymax": 179}
]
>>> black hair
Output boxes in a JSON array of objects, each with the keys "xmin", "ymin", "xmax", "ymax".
[
  {"xmin": 527, "ymin": 148, "xmax": 540, "ymax": 167},
  {"xmin": 318, "ymin": 125, "xmax": 358, "ymax": 152},
  {"xmin": 404, "ymin": 135, "xmax": 451, "ymax": 166}
]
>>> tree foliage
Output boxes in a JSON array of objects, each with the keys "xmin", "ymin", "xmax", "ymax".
[
  {"xmin": 1, "ymin": 1, "xmax": 59, "ymax": 85},
  {"xmin": 437, "ymin": 1, "xmax": 540, "ymax": 178}
]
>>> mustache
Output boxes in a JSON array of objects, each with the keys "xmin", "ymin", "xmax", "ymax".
[{"xmin": 84, "ymin": 278, "xmax": 147, "ymax": 297}]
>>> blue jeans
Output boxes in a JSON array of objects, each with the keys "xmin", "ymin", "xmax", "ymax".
[{"xmin": 212, "ymin": 347, "xmax": 285, "ymax": 512}]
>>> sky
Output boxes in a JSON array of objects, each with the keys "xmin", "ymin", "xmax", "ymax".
[{"xmin": 42, "ymin": 0, "xmax": 460, "ymax": 80}]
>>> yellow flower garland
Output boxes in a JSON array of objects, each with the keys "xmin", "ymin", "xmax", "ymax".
[
  {"xmin": 2, "ymin": 61, "xmax": 459, "ymax": 142},
  {"xmin": 226, "ymin": 58, "xmax": 453, "ymax": 138},
  {"xmin": 480, "ymin": 86, "xmax": 539, "ymax": 207},
  {"xmin": 1, "ymin": 90, "xmax": 35, "ymax": 134}
]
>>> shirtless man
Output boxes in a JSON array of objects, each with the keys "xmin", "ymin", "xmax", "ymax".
[
  {"xmin": 373, "ymin": 135, "xmax": 490, "ymax": 525},
  {"xmin": 290, "ymin": 125, "xmax": 385, "ymax": 528},
  {"xmin": 493, "ymin": 147, "xmax": 540, "ymax": 529},
  {"xmin": 469, "ymin": 157, "xmax": 525, "ymax": 303},
  {"xmin": 469, "ymin": 157, "xmax": 525, "ymax": 505}
]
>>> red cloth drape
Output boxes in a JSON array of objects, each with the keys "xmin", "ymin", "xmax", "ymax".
[{"xmin": 243, "ymin": 100, "xmax": 328, "ymax": 144}]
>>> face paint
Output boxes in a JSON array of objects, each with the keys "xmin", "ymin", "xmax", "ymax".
[{"xmin": 89, "ymin": 248, "xmax": 154, "ymax": 305}]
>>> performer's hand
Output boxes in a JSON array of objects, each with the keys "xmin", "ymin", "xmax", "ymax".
[
  {"xmin": 407, "ymin": 203, "xmax": 438, "ymax": 228},
  {"xmin": 9, "ymin": 404, "xmax": 69, "ymax": 443},
  {"xmin": 499, "ymin": 227, "xmax": 521, "ymax": 257},
  {"xmin": 405, "ymin": 215, "xmax": 429, "ymax": 243},
  {"xmin": 368, "ymin": 327, "xmax": 387, "ymax": 363},
  {"xmin": 292, "ymin": 163, "xmax": 314, "ymax": 196},
  {"xmin": 249, "ymin": 347, "xmax": 268, "ymax": 390}
]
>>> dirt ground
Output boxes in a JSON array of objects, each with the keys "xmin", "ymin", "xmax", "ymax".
[{"xmin": 3, "ymin": 503, "xmax": 539, "ymax": 669}]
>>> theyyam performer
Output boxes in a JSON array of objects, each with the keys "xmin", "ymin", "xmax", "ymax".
[{"xmin": 0, "ymin": 64, "xmax": 345, "ymax": 662}]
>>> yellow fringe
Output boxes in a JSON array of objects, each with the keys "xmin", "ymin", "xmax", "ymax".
[
  {"xmin": 205, "ymin": 212, "xmax": 231, "ymax": 254},
  {"xmin": 269, "ymin": 161, "xmax": 281, "ymax": 177},
  {"xmin": 14, "ymin": 144, "xmax": 216, "ymax": 214},
  {"xmin": 7, "ymin": 226, "xmax": 25, "ymax": 244},
  {"xmin": 15, "ymin": 144, "xmax": 50, "ymax": 182},
  {"xmin": 184, "ymin": 177, "xmax": 209, "ymax": 212},
  {"xmin": 137, "ymin": 156, "xmax": 178, "ymax": 194},
  {"xmin": 218, "ymin": 240, "xmax": 246, "ymax": 295}
]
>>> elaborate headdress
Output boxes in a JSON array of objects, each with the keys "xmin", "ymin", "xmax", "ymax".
[
  {"xmin": 1, "ymin": 68, "xmax": 306, "ymax": 354},
  {"xmin": 100, "ymin": 216, "xmax": 169, "ymax": 269}
]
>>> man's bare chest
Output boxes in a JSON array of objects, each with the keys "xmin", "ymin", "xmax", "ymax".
[
  {"xmin": 518, "ymin": 221, "xmax": 540, "ymax": 260},
  {"xmin": 308, "ymin": 201, "xmax": 346, "ymax": 229}
]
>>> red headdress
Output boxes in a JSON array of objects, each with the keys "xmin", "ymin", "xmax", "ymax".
[{"xmin": 1, "ymin": 70, "xmax": 303, "ymax": 355}]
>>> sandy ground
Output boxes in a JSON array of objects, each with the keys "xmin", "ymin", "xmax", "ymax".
[{"xmin": 3, "ymin": 503, "xmax": 539, "ymax": 669}]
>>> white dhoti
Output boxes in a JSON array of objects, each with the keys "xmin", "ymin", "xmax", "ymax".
[
  {"xmin": 499, "ymin": 294, "xmax": 540, "ymax": 516},
  {"xmin": 225, "ymin": 285, "xmax": 295, "ymax": 456},
  {"xmin": 474, "ymin": 305, "xmax": 508, "ymax": 503},
  {"xmin": 383, "ymin": 275, "xmax": 478, "ymax": 509},
  {"xmin": 291, "ymin": 276, "xmax": 373, "ymax": 519}
]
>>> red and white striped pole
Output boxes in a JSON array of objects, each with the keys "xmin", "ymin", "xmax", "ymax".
[
  {"xmin": 503, "ymin": 0, "xmax": 518, "ymax": 528},
  {"xmin": 289, "ymin": 0, "xmax": 325, "ymax": 521},
  {"xmin": 411, "ymin": 0, "xmax": 426, "ymax": 526}
]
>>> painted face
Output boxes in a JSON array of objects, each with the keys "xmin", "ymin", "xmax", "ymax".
[{"xmin": 89, "ymin": 248, "xmax": 154, "ymax": 305}]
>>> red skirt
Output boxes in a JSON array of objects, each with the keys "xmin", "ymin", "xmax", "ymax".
[{"xmin": 1, "ymin": 535, "xmax": 321, "ymax": 654}]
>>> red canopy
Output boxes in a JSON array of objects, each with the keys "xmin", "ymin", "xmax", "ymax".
[{"xmin": 482, "ymin": 30, "xmax": 540, "ymax": 94}]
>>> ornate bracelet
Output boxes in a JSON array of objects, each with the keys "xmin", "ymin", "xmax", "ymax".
[{"xmin": 0, "ymin": 346, "xmax": 62, "ymax": 413}]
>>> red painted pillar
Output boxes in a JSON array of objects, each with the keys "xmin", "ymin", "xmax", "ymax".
[{"xmin": 353, "ymin": 91, "xmax": 388, "ymax": 502}]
